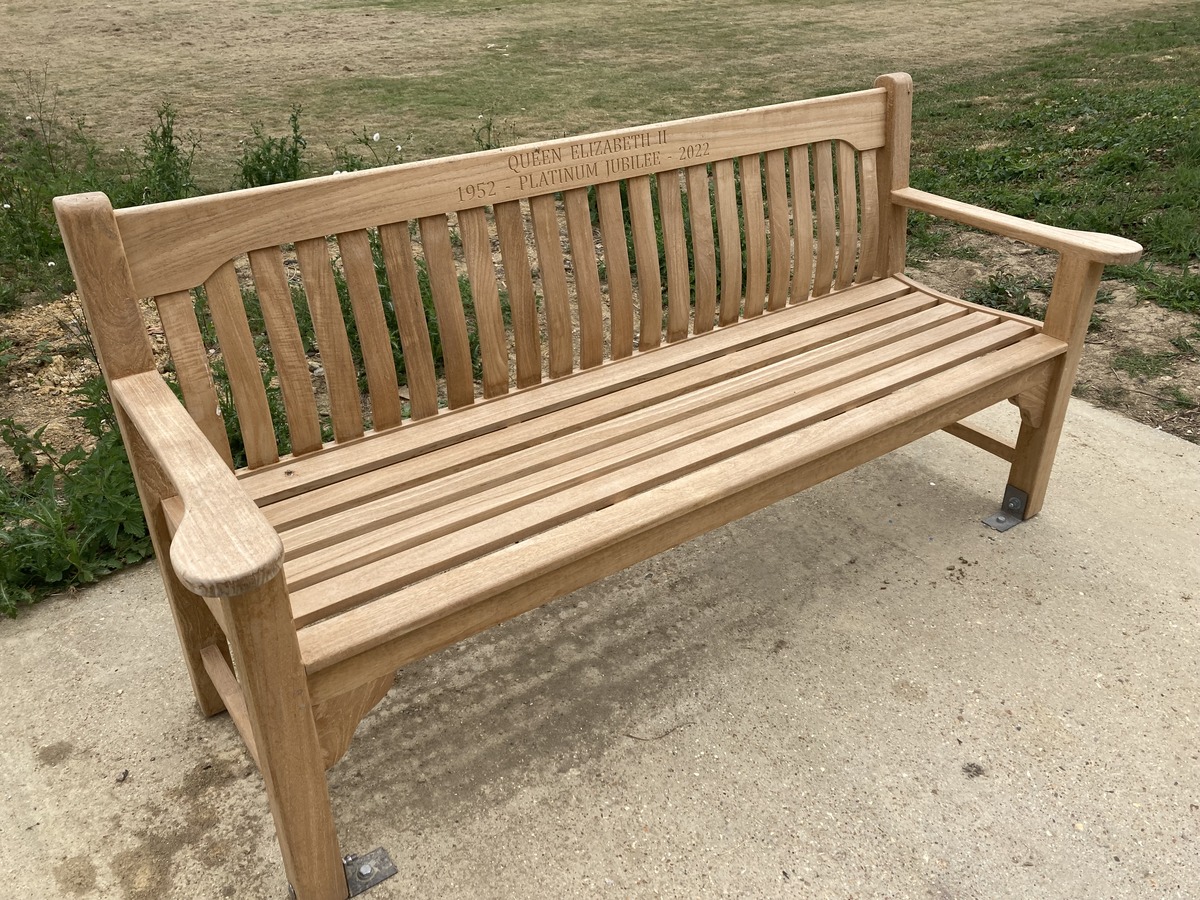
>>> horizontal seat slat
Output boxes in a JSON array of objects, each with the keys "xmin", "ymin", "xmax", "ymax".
[
  {"xmin": 298, "ymin": 333, "xmax": 1067, "ymax": 682},
  {"xmin": 241, "ymin": 278, "xmax": 914, "ymax": 506},
  {"xmin": 287, "ymin": 316, "xmax": 1037, "ymax": 625}
]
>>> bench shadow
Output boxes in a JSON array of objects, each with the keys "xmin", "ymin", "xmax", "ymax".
[{"xmin": 326, "ymin": 449, "xmax": 996, "ymax": 829}]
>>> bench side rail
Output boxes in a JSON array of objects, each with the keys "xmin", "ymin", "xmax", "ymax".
[{"xmin": 100, "ymin": 87, "xmax": 899, "ymax": 472}]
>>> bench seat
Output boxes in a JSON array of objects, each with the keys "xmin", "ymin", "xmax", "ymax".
[{"xmin": 228, "ymin": 277, "xmax": 1066, "ymax": 701}]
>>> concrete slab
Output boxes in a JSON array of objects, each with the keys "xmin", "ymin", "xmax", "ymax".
[{"xmin": 1, "ymin": 400, "xmax": 1197, "ymax": 900}]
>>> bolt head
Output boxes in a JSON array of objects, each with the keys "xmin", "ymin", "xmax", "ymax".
[{"xmin": 358, "ymin": 863, "xmax": 374, "ymax": 879}]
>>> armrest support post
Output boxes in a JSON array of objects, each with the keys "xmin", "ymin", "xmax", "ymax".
[{"xmin": 1006, "ymin": 254, "xmax": 1106, "ymax": 518}]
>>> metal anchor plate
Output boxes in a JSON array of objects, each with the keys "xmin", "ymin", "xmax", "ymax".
[
  {"xmin": 343, "ymin": 847, "xmax": 398, "ymax": 897},
  {"xmin": 983, "ymin": 485, "xmax": 1029, "ymax": 532}
]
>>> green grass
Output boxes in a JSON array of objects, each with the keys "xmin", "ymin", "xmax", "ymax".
[
  {"xmin": 1111, "ymin": 348, "xmax": 1180, "ymax": 379},
  {"xmin": 909, "ymin": 14, "xmax": 1200, "ymax": 311}
]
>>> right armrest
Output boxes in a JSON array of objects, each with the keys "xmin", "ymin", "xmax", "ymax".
[
  {"xmin": 111, "ymin": 371, "xmax": 283, "ymax": 598},
  {"xmin": 892, "ymin": 187, "xmax": 1143, "ymax": 265}
]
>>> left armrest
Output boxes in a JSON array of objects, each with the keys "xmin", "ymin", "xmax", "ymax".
[
  {"xmin": 892, "ymin": 187, "xmax": 1143, "ymax": 265},
  {"xmin": 111, "ymin": 371, "xmax": 284, "ymax": 598}
]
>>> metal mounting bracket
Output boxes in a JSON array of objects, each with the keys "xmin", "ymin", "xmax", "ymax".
[
  {"xmin": 343, "ymin": 848, "xmax": 398, "ymax": 897},
  {"xmin": 983, "ymin": 485, "xmax": 1029, "ymax": 532}
]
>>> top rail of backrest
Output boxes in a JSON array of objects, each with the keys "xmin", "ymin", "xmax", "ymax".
[{"xmin": 115, "ymin": 86, "xmax": 890, "ymax": 298}]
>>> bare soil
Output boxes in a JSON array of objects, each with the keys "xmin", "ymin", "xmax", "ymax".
[{"xmin": 919, "ymin": 233, "xmax": 1199, "ymax": 442}]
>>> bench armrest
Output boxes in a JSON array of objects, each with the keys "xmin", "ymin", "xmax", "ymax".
[
  {"xmin": 891, "ymin": 187, "xmax": 1143, "ymax": 265},
  {"xmin": 111, "ymin": 371, "xmax": 283, "ymax": 598}
]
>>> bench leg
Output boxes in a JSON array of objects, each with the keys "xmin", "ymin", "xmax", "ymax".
[
  {"xmin": 221, "ymin": 572, "xmax": 348, "ymax": 900},
  {"xmin": 1005, "ymin": 255, "xmax": 1105, "ymax": 520}
]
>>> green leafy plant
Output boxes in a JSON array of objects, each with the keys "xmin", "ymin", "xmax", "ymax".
[
  {"xmin": 331, "ymin": 127, "xmax": 409, "ymax": 173},
  {"xmin": 138, "ymin": 102, "xmax": 199, "ymax": 204},
  {"xmin": 963, "ymin": 270, "xmax": 1044, "ymax": 320},
  {"xmin": 0, "ymin": 386, "xmax": 152, "ymax": 618},
  {"xmin": 236, "ymin": 105, "xmax": 307, "ymax": 188}
]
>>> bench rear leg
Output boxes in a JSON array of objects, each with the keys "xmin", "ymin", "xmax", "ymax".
[
  {"xmin": 221, "ymin": 572, "xmax": 347, "ymax": 900},
  {"xmin": 1005, "ymin": 255, "xmax": 1105, "ymax": 520}
]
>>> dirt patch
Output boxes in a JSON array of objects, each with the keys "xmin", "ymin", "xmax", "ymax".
[
  {"xmin": 918, "ymin": 231, "xmax": 1199, "ymax": 441},
  {"xmin": 52, "ymin": 856, "xmax": 98, "ymax": 896},
  {"xmin": 0, "ymin": 295, "xmax": 98, "ymax": 458}
]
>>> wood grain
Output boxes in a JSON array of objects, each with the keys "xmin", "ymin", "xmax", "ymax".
[
  {"xmin": 296, "ymin": 237, "xmax": 364, "ymax": 443},
  {"xmin": 336, "ymin": 229, "xmax": 403, "ymax": 431}
]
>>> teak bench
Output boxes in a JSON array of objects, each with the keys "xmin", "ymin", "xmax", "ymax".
[{"xmin": 56, "ymin": 74, "xmax": 1141, "ymax": 899}]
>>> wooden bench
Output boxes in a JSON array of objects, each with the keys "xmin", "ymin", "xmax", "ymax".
[{"xmin": 55, "ymin": 73, "xmax": 1141, "ymax": 899}]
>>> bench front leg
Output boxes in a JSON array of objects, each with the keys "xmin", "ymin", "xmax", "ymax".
[
  {"xmin": 221, "ymin": 572, "xmax": 347, "ymax": 900},
  {"xmin": 1006, "ymin": 253, "xmax": 1105, "ymax": 519}
]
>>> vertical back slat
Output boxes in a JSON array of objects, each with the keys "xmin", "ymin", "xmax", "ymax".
[
  {"xmin": 857, "ymin": 148, "xmax": 881, "ymax": 283},
  {"xmin": 789, "ymin": 145, "xmax": 814, "ymax": 303},
  {"xmin": 248, "ymin": 246, "xmax": 323, "ymax": 456},
  {"xmin": 493, "ymin": 201, "xmax": 542, "ymax": 388},
  {"xmin": 529, "ymin": 194, "xmax": 574, "ymax": 378},
  {"xmin": 378, "ymin": 221, "xmax": 439, "ymax": 419},
  {"xmin": 458, "ymin": 208, "xmax": 508, "ymax": 398},
  {"xmin": 418, "ymin": 214, "xmax": 475, "ymax": 409},
  {"xmin": 627, "ymin": 175, "xmax": 662, "ymax": 350},
  {"xmin": 764, "ymin": 149, "xmax": 791, "ymax": 312},
  {"xmin": 155, "ymin": 290, "xmax": 235, "ymax": 468},
  {"xmin": 835, "ymin": 141, "xmax": 859, "ymax": 290},
  {"xmin": 740, "ymin": 154, "xmax": 767, "ymax": 319},
  {"xmin": 563, "ymin": 188, "xmax": 605, "ymax": 368},
  {"xmin": 684, "ymin": 164, "xmax": 717, "ymax": 334},
  {"xmin": 459, "ymin": 207, "xmax": 510, "ymax": 398},
  {"xmin": 595, "ymin": 182, "xmax": 635, "ymax": 359},
  {"xmin": 656, "ymin": 171, "xmax": 690, "ymax": 343},
  {"xmin": 713, "ymin": 158, "xmax": 742, "ymax": 326},
  {"xmin": 336, "ymin": 229, "xmax": 402, "ymax": 432},
  {"xmin": 203, "ymin": 261, "xmax": 277, "ymax": 468},
  {"xmin": 812, "ymin": 141, "xmax": 836, "ymax": 297},
  {"xmin": 295, "ymin": 237, "xmax": 364, "ymax": 443}
]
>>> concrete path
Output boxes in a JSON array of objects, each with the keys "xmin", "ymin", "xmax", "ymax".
[{"xmin": 2, "ymin": 400, "xmax": 1197, "ymax": 899}]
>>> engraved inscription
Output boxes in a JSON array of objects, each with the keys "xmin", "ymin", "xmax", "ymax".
[
  {"xmin": 502, "ymin": 128, "xmax": 673, "ymax": 191},
  {"xmin": 457, "ymin": 180, "xmax": 496, "ymax": 203},
  {"xmin": 678, "ymin": 141, "xmax": 711, "ymax": 161}
]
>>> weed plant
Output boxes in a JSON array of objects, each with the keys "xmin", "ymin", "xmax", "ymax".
[{"xmin": 236, "ymin": 105, "xmax": 308, "ymax": 187}]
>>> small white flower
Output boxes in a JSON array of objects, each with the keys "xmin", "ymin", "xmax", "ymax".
[
  {"xmin": 372, "ymin": 132, "xmax": 380, "ymax": 142},
  {"xmin": 47, "ymin": 261, "xmax": 56, "ymax": 267},
  {"xmin": 396, "ymin": 144, "xmax": 403, "ymax": 152},
  {"xmin": 2, "ymin": 203, "xmax": 10, "ymax": 210},
  {"xmin": 25, "ymin": 115, "xmax": 33, "ymax": 121}
]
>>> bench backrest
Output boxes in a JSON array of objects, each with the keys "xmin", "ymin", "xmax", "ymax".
[{"xmin": 57, "ymin": 74, "xmax": 913, "ymax": 472}]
